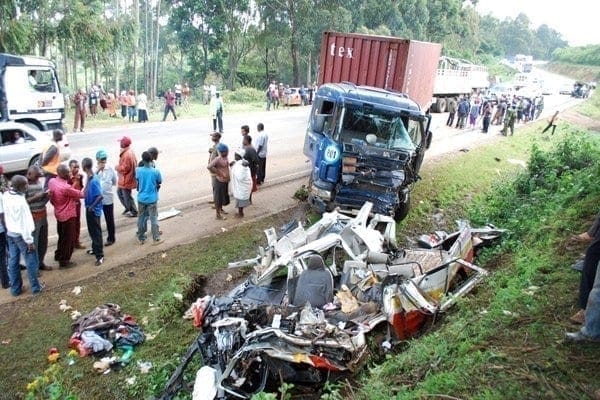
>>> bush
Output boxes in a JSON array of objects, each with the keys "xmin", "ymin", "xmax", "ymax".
[{"xmin": 223, "ymin": 87, "xmax": 266, "ymax": 103}]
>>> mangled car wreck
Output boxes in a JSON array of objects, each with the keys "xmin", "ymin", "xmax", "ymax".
[{"xmin": 159, "ymin": 202, "xmax": 504, "ymax": 399}]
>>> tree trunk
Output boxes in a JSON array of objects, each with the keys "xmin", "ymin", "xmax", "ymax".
[
  {"xmin": 115, "ymin": 0, "xmax": 120, "ymax": 93},
  {"xmin": 153, "ymin": 0, "xmax": 161, "ymax": 100},
  {"xmin": 62, "ymin": 43, "xmax": 69, "ymax": 87},
  {"xmin": 288, "ymin": 0, "xmax": 299, "ymax": 86},
  {"xmin": 133, "ymin": 0, "xmax": 139, "ymax": 93},
  {"xmin": 306, "ymin": 52, "xmax": 311, "ymax": 86},
  {"xmin": 71, "ymin": 57, "xmax": 78, "ymax": 92}
]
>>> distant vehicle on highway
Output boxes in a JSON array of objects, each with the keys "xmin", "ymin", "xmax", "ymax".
[
  {"xmin": 558, "ymin": 83, "xmax": 573, "ymax": 95},
  {"xmin": 488, "ymin": 83, "xmax": 515, "ymax": 103},
  {"xmin": 0, "ymin": 121, "xmax": 71, "ymax": 174}
]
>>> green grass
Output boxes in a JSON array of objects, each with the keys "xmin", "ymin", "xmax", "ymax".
[{"xmin": 2, "ymin": 97, "xmax": 600, "ymax": 399}]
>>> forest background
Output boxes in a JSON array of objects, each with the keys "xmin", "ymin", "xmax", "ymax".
[{"xmin": 1, "ymin": 0, "xmax": 599, "ymax": 100}]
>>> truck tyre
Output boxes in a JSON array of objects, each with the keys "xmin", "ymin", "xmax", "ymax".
[
  {"xmin": 435, "ymin": 98, "xmax": 447, "ymax": 113},
  {"xmin": 394, "ymin": 195, "xmax": 411, "ymax": 222}
]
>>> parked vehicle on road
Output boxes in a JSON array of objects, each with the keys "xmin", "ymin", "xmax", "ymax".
[
  {"xmin": 431, "ymin": 56, "xmax": 489, "ymax": 112},
  {"xmin": 283, "ymin": 87, "xmax": 304, "ymax": 106},
  {"xmin": 0, "ymin": 121, "xmax": 71, "ymax": 173},
  {"xmin": 0, "ymin": 53, "xmax": 65, "ymax": 131}
]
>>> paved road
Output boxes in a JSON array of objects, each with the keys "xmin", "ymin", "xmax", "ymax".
[{"xmin": 0, "ymin": 93, "xmax": 583, "ymax": 304}]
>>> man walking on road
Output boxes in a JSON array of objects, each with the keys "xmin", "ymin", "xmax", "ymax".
[
  {"xmin": 255, "ymin": 123, "xmax": 268, "ymax": 185},
  {"xmin": 3, "ymin": 175, "xmax": 43, "ymax": 296},
  {"xmin": 136, "ymin": 151, "xmax": 163, "ymax": 245},
  {"xmin": 210, "ymin": 92, "xmax": 224, "ymax": 133},
  {"xmin": 49, "ymin": 165, "xmax": 83, "ymax": 268},
  {"xmin": 115, "ymin": 136, "xmax": 138, "ymax": 217},
  {"xmin": 82, "ymin": 158, "xmax": 104, "ymax": 266}
]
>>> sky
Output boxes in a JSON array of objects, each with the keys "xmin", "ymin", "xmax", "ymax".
[{"xmin": 476, "ymin": 0, "xmax": 600, "ymax": 46}]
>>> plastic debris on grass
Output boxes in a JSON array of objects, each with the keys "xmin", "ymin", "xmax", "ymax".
[
  {"xmin": 137, "ymin": 361, "xmax": 153, "ymax": 374},
  {"xmin": 59, "ymin": 299, "xmax": 72, "ymax": 312},
  {"xmin": 173, "ymin": 293, "xmax": 183, "ymax": 301},
  {"xmin": 71, "ymin": 286, "xmax": 82, "ymax": 295},
  {"xmin": 157, "ymin": 207, "xmax": 182, "ymax": 221}
]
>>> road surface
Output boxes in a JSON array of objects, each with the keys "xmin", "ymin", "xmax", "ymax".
[{"xmin": 0, "ymin": 93, "xmax": 584, "ymax": 304}]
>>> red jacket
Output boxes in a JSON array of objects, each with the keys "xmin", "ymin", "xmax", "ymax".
[{"xmin": 116, "ymin": 147, "xmax": 137, "ymax": 189}]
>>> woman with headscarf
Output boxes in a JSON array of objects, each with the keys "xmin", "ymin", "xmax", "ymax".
[
  {"xmin": 207, "ymin": 143, "xmax": 230, "ymax": 220},
  {"xmin": 231, "ymin": 149, "xmax": 252, "ymax": 218}
]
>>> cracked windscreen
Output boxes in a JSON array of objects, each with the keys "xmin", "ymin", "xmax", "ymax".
[{"xmin": 337, "ymin": 105, "xmax": 419, "ymax": 151}]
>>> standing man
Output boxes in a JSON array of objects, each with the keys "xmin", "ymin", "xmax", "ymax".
[
  {"xmin": 208, "ymin": 132, "xmax": 221, "ymax": 205},
  {"xmin": 481, "ymin": 100, "xmax": 493, "ymax": 134},
  {"xmin": 446, "ymin": 97, "xmax": 457, "ymax": 127},
  {"xmin": 26, "ymin": 166, "xmax": 51, "ymax": 270},
  {"xmin": 115, "ymin": 136, "xmax": 138, "ymax": 217},
  {"xmin": 49, "ymin": 164, "xmax": 83, "ymax": 268},
  {"xmin": 96, "ymin": 150, "xmax": 117, "ymax": 246},
  {"xmin": 162, "ymin": 88, "xmax": 177, "ymax": 121},
  {"xmin": 255, "ymin": 123, "xmax": 268, "ymax": 185},
  {"xmin": 73, "ymin": 88, "xmax": 87, "ymax": 132},
  {"xmin": 174, "ymin": 83, "xmax": 182, "ymax": 106},
  {"xmin": 240, "ymin": 125, "xmax": 250, "ymax": 146},
  {"xmin": 0, "ymin": 174, "xmax": 8, "ymax": 289},
  {"xmin": 136, "ymin": 151, "xmax": 163, "ymax": 245},
  {"xmin": 82, "ymin": 158, "xmax": 104, "ymax": 266},
  {"xmin": 242, "ymin": 135, "xmax": 259, "ymax": 195},
  {"xmin": 210, "ymin": 92, "xmax": 224, "ymax": 133},
  {"xmin": 207, "ymin": 143, "xmax": 230, "ymax": 220},
  {"xmin": 456, "ymin": 97, "xmax": 470, "ymax": 129},
  {"xmin": 3, "ymin": 175, "xmax": 42, "ymax": 296},
  {"xmin": 69, "ymin": 160, "xmax": 85, "ymax": 250},
  {"xmin": 501, "ymin": 105, "xmax": 517, "ymax": 136},
  {"xmin": 40, "ymin": 129, "xmax": 64, "ymax": 189}
]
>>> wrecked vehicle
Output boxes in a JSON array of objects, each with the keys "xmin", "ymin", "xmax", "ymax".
[{"xmin": 159, "ymin": 202, "xmax": 504, "ymax": 399}]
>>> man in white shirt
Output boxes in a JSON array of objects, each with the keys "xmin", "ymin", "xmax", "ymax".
[
  {"xmin": 3, "ymin": 175, "xmax": 42, "ymax": 296},
  {"xmin": 255, "ymin": 122, "xmax": 268, "ymax": 185}
]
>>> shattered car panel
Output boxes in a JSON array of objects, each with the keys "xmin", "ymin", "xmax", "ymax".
[{"xmin": 159, "ymin": 202, "xmax": 504, "ymax": 400}]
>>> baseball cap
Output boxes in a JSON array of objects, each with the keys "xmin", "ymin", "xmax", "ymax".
[
  {"xmin": 118, "ymin": 136, "xmax": 132, "ymax": 147},
  {"xmin": 96, "ymin": 149, "xmax": 108, "ymax": 160},
  {"xmin": 216, "ymin": 143, "xmax": 228, "ymax": 153}
]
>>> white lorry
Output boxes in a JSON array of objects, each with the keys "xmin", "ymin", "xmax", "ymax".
[
  {"xmin": 429, "ymin": 56, "xmax": 489, "ymax": 112},
  {"xmin": 0, "ymin": 53, "xmax": 65, "ymax": 131}
]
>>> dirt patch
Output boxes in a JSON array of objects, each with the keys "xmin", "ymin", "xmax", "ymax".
[{"xmin": 560, "ymin": 109, "xmax": 600, "ymax": 132}]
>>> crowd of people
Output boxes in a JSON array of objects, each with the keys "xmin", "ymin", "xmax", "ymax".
[
  {"xmin": 265, "ymin": 81, "xmax": 317, "ymax": 111},
  {"xmin": 0, "ymin": 133, "xmax": 163, "ymax": 296},
  {"xmin": 445, "ymin": 93, "xmax": 546, "ymax": 136},
  {"xmin": 207, "ymin": 122, "xmax": 268, "ymax": 220},
  {"xmin": 69, "ymin": 83, "xmax": 193, "ymax": 130}
]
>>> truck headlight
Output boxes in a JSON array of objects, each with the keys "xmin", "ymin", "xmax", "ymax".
[{"xmin": 311, "ymin": 186, "xmax": 332, "ymax": 199}]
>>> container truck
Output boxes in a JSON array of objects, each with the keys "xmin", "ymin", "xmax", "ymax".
[{"xmin": 303, "ymin": 32, "xmax": 440, "ymax": 221}]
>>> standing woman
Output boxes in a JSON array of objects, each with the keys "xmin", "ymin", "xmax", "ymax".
[
  {"xmin": 106, "ymin": 89, "xmax": 117, "ymax": 117},
  {"xmin": 137, "ymin": 92, "xmax": 148, "ymax": 123}
]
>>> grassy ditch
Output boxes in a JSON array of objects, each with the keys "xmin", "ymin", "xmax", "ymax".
[
  {"xmin": 355, "ymin": 123, "xmax": 600, "ymax": 396},
  {"xmin": 1, "ymin": 101, "xmax": 599, "ymax": 399}
]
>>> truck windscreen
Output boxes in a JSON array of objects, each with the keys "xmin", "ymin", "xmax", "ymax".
[{"xmin": 337, "ymin": 105, "xmax": 418, "ymax": 151}]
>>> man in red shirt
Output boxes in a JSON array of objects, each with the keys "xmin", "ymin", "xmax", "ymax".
[
  {"xmin": 48, "ymin": 164, "xmax": 84, "ymax": 268},
  {"xmin": 162, "ymin": 89, "xmax": 177, "ymax": 121},
  {"xmin": 115, "ymin": 136, "xmax": 138, "ymax": 217}
]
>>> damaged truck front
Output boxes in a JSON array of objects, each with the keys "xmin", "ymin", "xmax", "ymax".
[{"xmin": 304, "ymin": 32, "xmax": 441, "ymax": 221}]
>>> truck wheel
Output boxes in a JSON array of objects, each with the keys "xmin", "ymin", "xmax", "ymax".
[
  {"xmin": 435, "ymin": 98, "xmax": 447, "ymax": 113},
  {"xmin": 394, "ymin": 196, "xmax": 411, "ymax": 222}
]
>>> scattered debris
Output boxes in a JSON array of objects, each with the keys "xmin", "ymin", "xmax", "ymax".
[
  {"xmin": 59, "ymin": 300, "xmax": 72, "ymax": 312},
  {"xmin": 221, "ymin": 227, "xmax": 228, "ymax": 233},
  {"xmin": 71, "ymin": 286, "xmax": 82, "ymax": 295},
  {"xmin": 494, "ymin": 157, "xmax": 501, "ymax": 162},
  {"xmin": 158, "ymin": 207, "xmax": 182, "ymax": 221},
  {"xmin": 225, "ymin": 273, "xmax": 233, "ymax": 282},
  {"xmin": 70, "ymin": 310, "xmax": 82, "ymax": 321},
  {"xmin": 1, "ymin": 339, "xmax": 11, "ymax": 345},
  {"xmin": 459, "ymin": 148, "xmax": 470, "ymax": 152},
  {"xmin": 507, "ymin": 158, "xmax": 527, "ymax": 168},
  {"xmin": 159, "ymin": 202, "xmax": 505, "ymax": 399},
  {"xmin": 502, "ymin": 310, "xmax": 519, "ymax": 317},
  {"xmin": 47, "ymin": 348, "xmax": 60, "ymax": 364},
  {"xmin": 173, "ymin": 293, "xmax": 183, "ymax": 301},
  {"xmin": 128, "ymin": 271, "xmax": 135, "ymax": 277},
  {"xmin": 137, "ymin": 361, "xmax": 153, "ymax": 374},
  {"xmin": 125, "ymin": 376, "xmax": 137, "ymax": 386},
  {"xmin": 161, "ymin": 253, "xmax": 167, "ymax": 258}
]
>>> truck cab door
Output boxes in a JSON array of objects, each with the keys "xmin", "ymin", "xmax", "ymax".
[{"xmin": 303, "ymin": 96, "xmax": 336, "ymax": 163}]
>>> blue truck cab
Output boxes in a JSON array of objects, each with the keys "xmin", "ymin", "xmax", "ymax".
[{"xmin": 303, "ymin": 82, "xmax": 432, "ymax": 221}]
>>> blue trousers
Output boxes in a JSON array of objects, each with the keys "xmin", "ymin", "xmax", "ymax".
[
  {"xmin": 581, "ymin": 261, "xmax": 600, "ymax": 339},
  {"xmin": 137, "ymin": 202, "xmax": 160, "ymax": 241},
  {"xmin": 7, "ymin": 235, "xmax": 41, "ymax": 296}
]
